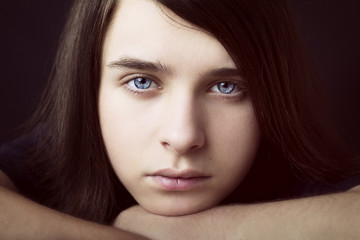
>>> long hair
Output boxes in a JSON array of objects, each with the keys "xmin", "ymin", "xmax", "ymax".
[
  {"xmin": 22, "ymin": 0, "xmax": 134, "ymax": 224},
  {"xmin": 20, "ymin": 0, "xmax": 359, "ymax": 223},
  {"xmin": 157, "ymin": 0, "xmax": 360, "ymax": 180}
]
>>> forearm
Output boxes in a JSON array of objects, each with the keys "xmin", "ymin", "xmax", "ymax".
[
  {"xmin": 0, "ymin": 185, "xmax": 148, "ymax": 240},
  {"xmin": 217, "ymin": 191, "xmax": 360, "ymax": 239},
  {"xmin": 116, "ymin": 190, "xmax": 360, "ymax": 239}
]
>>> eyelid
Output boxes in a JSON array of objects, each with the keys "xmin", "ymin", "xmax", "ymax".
[
  {"xmin": 119, "ymin": 73, "xmax": 162, "ymax": 96},
  {"xmin": 119, "ymin": 73, "xmax": 160, "ymax": 87},
  {"xmin": 208, "ymin": 79, "xmax": 246, "ymax": 93}
]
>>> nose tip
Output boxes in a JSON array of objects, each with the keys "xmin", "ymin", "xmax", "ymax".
[
  {"xmin": 160, "ymin": 129, "xmax": 205, "ymax": 155},
  {"xmin": 158, "ymin": 99, "xmax": 205, "ymax": 155}
]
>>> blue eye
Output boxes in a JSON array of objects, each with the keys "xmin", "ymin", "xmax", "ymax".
[
  {"xmin": 130, "ymin": 77, "xmax": 153, "ymax": 89},
  {"xmin": 216, "ymin": 82, "xmax": 235, "ymax": 94}
]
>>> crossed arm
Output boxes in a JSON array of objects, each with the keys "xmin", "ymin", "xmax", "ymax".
[
  {"xmin": 115, "ymin": 186, "xmax": 360, "ymax": 239},
  {"xmin": 0, "ymin": 170, "xmax": 148, "ymax": 240},
  {"xmin": 1, "ymin": 169, "xmax": 360, "ymax": 239}
]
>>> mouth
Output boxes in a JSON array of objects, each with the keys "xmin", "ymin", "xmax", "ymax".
[{"xmin": 147, "ymin": 168, "xmax": 211, "ymax": 191}]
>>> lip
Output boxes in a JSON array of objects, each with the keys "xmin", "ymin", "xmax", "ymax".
[{"xmin": 147, "ymin": 168, "xmax": 210, "ymax": 191}]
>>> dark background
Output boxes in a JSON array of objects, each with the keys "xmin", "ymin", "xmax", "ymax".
[{"xmin": 0, "ymin": 0, "xmax": 359, "ymax": 153}]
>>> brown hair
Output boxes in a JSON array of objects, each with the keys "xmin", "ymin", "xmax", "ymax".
[
  {"xmin": 21, "ymin": 0, "xmax": 359, "ymax": 223},
  {"xmin": 23, "ymin": 0, "xmax": 131, "ymax": 223},
  {"xmin": 157, "ymin": 0, "xmax": 360, "ymax": 201}
]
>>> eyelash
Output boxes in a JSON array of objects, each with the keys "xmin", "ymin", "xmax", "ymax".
[
  {"xmin": 121, "ymin": 74, "xmax": 161, "ymax": 96},
  {"xmin": 121, "ymin": 74, "xmax": 246, "ymax": 100},
  {"xmin": 208, "ymin": 80, "xmax": 245, "ymax": 98}
]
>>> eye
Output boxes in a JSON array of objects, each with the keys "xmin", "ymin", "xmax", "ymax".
[
  {"xmin": 127, "ymin": 77, "xmax": 157, "ymax": 90},
  {"xmin": 210, "ymin": 82, "xmax": 238, "ymax": 94}
]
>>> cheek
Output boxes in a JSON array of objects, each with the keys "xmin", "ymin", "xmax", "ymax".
[
  {"xmin": 209, "ymin": 101, "xmax": 260, "ymax": 154},
  {"xmin": 98, "ymin": 87, "xmax": 160, "ymax": 175},
  {"xmin": 208, "ymin": 105, "xmax": 261, "ymax": 190},
  {"xmin": 98, "ymin": 88, "xmax": 140, "ymax": 166}
]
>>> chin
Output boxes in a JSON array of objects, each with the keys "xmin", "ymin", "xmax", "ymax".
[{"xmin": 140, "ymin": 197, "xmax": 217, "ymax": 216}]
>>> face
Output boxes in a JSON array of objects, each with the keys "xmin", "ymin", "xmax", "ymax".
[{"xmin": 99, "ymin": 0, "xmax": 261, "ymax": 216}]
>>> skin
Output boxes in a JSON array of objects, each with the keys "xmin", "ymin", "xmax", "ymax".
[
  {"xmin": 99, "ymin": 0, "xmax": 261, "ymax": 216},
  {"xmin": 0, "ymin": 171, "xmax": 148, "ymax": 239},
  {"xmin": 114, "ymin": 189, "xmax": 360, "ymax": 240},
  {"xmin": 1, "ymin": 1, "xmax": 359, "ymax": 239}
]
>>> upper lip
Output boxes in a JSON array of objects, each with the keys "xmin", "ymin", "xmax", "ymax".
[{"xmin": 148, "ymin": 168, "xmax": 210, "ymax": 179}]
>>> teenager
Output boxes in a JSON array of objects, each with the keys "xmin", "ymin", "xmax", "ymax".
[{"xmin": 1, "ymin": 0, "xmax": 359, "ymax": 239}]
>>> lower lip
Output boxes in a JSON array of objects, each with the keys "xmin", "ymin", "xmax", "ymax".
[{"xmin": 151, "ymin": 176, "xmax": 208, "ymax": 191}]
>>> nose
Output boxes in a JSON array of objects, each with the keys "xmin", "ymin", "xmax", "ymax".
[{"xmin": 158, "ymin": 94, "xmax": 205, "ymax": 155}]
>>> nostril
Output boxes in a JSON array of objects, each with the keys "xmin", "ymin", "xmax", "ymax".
[
  {"xmin": 161, "ymin": 141, "xmax": 170, "ymax": 148},
  {"xmin": 189, "ymin": 144, "xmax": 200, "ymax": 151},
  {"xmin": 160, "ymin": 140, "xmax": 203, "ymax": 154},
  {"xmin": 158, "ymin": 122, "xmax": 206, "ymax": 154}
]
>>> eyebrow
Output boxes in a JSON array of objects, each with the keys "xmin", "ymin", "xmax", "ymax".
[
  {"xmin": 107, "ymin": 57, "xmax": 170, "ymax": 73},
  {"xmin": 107, "ymin": 57, "xmax": 243, "ymax": 79},
  {"xmin": 205, "ymin": 67, "xmax": 243, "ymax": 78}
]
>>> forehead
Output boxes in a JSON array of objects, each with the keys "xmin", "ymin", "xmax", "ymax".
[
  {"xmin": 111, "ymin": 0, "xmax": 202, "ymax": 35},
  {"xmin": 102, "ymin": 0, "xmax": 236, "ymax": 70}
]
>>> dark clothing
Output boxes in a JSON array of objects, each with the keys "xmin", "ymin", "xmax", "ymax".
[
  {"xmin": 0, "ymin": 139, "xmax": 37, "ymax": 198},
  {"xmin": 289, "ymin": 175, "xmax": 360, "ymax": 197}
]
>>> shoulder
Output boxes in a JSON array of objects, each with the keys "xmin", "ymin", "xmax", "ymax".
[{"xmin": 0, "ymin": 136, "xmax": 38, "ymax": 197}]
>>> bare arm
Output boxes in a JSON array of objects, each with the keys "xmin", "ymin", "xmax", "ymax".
[
  {"xmin": 0, "ymin": 170, "xmax": 148, "ymax": 240},
  {"xmin": 115, "ymin": 187, "xmax": 360, "ymax": 239}
]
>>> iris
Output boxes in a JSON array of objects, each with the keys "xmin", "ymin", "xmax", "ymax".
[
  {"xmin": 217, "ymin": 82, "xmax": 235, "ymax": 94},
  {"xmin": 134, "ymin": 77, "xmax": 152, "ymax": 89}
]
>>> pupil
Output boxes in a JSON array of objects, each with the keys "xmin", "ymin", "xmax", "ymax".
[
  {"xmin": 218, "ymin": 82, "xmax": 234, "ymax": 94},
  {"xmin": 134, "ymin": 77, "xmax": 151, "ymax": 89}
]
